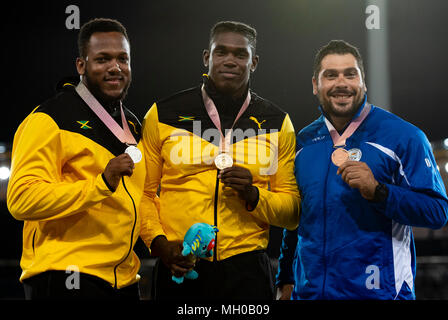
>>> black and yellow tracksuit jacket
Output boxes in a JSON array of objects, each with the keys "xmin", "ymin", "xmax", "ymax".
[
  {"xmin": 141, "ymin": 79, "xmax": 300, "ymax": 261},
  {"xmin": 7, "ymin": 84, "xmax": 150, "ymax": 289}
]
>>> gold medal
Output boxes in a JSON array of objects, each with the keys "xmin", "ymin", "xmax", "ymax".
[
  {"xmin": 331, "ymin": 148, "xmax": 349, "ymax": 167},
  {"xmin": 214, "ymin": 153, "xmax": 233, "ymax": 170}
]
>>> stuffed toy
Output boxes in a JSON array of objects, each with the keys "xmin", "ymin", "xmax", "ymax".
[{"xmin": 172, "ymin": 223, "xmax": 219, "ymax": 284}]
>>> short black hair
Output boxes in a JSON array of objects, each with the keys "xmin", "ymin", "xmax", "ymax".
[
  {"xmin": 78, "ymin": 18, "xmax": 130, "ymax": 58},
  {"xmin": 209, "ymin": 21, "xmax": 257, "ymax": 54},
  {"xmin": 313, "ymin": 40, "xmax": 365, "ymax": 81}
]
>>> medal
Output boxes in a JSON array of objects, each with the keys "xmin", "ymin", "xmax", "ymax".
[
  {"xmin": 348, "ymin": 148, "xmax": 362, "ymax": 161},
  {"xmin": 214, "ymin": 153, "xmax": 233, "ymax": 170},
  {"xmin": 331, "ymin": 148, "xmax": 349, "ymax": 167},
  {"xmin": 125, "ymin": 145, "xmax": 142, "ymax": 163},
  {"xmin": 324, "ymin": 102, "xmax": 371, "ymax": 168},
  {"xmin": 201, "ymin": 81, "xmax": 251, "ymax": 170}
]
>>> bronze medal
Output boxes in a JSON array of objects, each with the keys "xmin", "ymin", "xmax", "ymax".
[{"xmin": 331, "ymin": 148, "xmax": 349, "ymax": 167}]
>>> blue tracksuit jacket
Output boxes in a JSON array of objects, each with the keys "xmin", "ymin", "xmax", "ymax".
[{"xmin": 276, "ymin": 98, "xmax": 448, "ymax": 299}]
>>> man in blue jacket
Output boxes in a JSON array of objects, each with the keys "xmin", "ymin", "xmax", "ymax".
[{"xmin": 276, "ymin": 40, "xmax": 448, "ymax": 300}]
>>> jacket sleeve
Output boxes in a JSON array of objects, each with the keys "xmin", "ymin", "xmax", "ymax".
[
  {"xmin": 249, "ymin": 114, "xmax": 300, "ymax": 230},
  {"xmin": 276, "ymin": 227, "xmax": 298, "ymax": 286},
  {"xmin": 139, "ymin": 185, "xmax": 161, "ymax": 250},
  {"xmin": 370, "ymin": 129, "xmax": 448, "ymax": 229},
  {"xmin": 139, "ymin": 104, "xmax": 167, "ymax": 250},
  {"xmin": 7, "ymin": 112, "xmax": 113, "ymax": 221}
]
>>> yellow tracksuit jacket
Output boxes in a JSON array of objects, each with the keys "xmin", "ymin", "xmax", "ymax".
[
  {"xmin": 141, "ymin": 85, "xmax": 300, "ymax": 260},
  {"xmin": 7, "ymin": 85, "xmax": 150, "ymax": 289}
]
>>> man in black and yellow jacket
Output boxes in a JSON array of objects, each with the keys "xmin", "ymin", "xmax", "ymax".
[
  {"xmin": 141, "ymin": 21, "xmax": 300, "ymax": 300},
  {"xmin": 7, "ymin": 18, "xmax": 150, "ymax": 299}
]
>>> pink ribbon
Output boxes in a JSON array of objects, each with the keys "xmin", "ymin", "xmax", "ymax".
[
  {"xmin": 75, "ymin": 82, "xmax": 136, "ymax": 145},
  {"xmin": 324, "ymin": 103, "xmax": 371, "ymax": 147},
  {"xmin": 201, "ymin": 84, "xmax": 251, "ymax": 153}
]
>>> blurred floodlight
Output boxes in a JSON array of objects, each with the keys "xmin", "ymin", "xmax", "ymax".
[{"xmin": 0, "ymin": 166, "xmax": 10, "ymax": 180}]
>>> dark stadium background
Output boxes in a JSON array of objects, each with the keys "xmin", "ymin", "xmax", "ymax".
[{"xmin": 1, "ymin": 0, "xmax": 447, "ymax": 299}]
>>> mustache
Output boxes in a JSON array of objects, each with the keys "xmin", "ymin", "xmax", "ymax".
[
  {"xmin": 327, "ymin": 88, "xmax": 356, "ymax": 96},
  {"xmin": 104, "ymin": 76, "xmax": 124, "ymax": 81},
  {"xmin": 84, "ymin": 74, "xmax": 131, "ymax": 102}
]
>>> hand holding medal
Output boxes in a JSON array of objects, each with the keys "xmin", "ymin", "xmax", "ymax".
[
  {"xmin": 218, "ymin": 166, "xmax": 259, "ymax": 208},
  {"xmin": 326, "ymin": 103, "xmax": 378, "ymax": 199},
  {"xmin": 336, "ymin": 161, "xmax": 379, "ymax": 200},
  {"xmin": 103, "ymin": 153, "xmax": 135, "ymax": 191},
  {"xmin": 201, "ymin": 80, "xmax": 258, "ymax": 208},
  {"xmin": 75, "ymin": 82, "xmax": 142, "ymax": 191}
]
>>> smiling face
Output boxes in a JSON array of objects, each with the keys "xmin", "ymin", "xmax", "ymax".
[
  {"xmin": 76, "ymin": 31, "xmax": 131, "ymax": 105},
  {"xmin": 313, "ymin": 53, "xmax": 366, "ymax": 121},
  {"xmin": 203, "ymin": 31, "xmax": 259, "ymax": 99}
]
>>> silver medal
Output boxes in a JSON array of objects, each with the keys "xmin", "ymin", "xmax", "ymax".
[
  {"xmin": 348, "ymin": 148, "xmax": 362, "ymax": 161},
  {"xmin": 125, "ymin": 145, "xmax": 142, "ymax": 163},
  {"xmin": 214, "ymin": 153, "xmax": 233, "ymax": 170}
]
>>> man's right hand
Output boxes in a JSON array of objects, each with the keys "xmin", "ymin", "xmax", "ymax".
[
  {"xmin": 151, "ymin": 236, "xmax": 195, "ymax": 278},
  {"xmin": 103, "ymin": 153, "xmax": 135, "ymax": 191}
]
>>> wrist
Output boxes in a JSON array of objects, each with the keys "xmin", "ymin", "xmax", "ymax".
[
  {"xmin": 150, "ymin": 235, "xmax": 168, "ymax": 256},
  {"xmin": 372, "ymin": 183, "xmax": 389, "ymax": 202},
  {"xmin": 101, "ymin": 173, "xmax": 116, "ymax": 192}
]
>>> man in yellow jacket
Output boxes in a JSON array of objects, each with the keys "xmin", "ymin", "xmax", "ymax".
[
  {"xmin": 141, "ymin": 21, "xmax": 300, "ymax": 300},
  {"xmin": 7, "ymin": 18, "xmax": 150, "ymax": 299}
]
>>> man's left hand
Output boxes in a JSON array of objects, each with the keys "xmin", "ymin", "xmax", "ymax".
[
  {"xmin": 218, "ymin": 166, "xmax": 258, "ymax": 207},
  {"xmin": 337, "ymin": 161, "xmax": 379, "ymax": 200}
]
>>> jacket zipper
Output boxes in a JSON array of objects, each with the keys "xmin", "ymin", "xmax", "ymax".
[
  {"xmin": 113, "ymin": 177, "xmax": 137, "ymax": 289},
  {"xmin": 32, "ymin": 228, "xmax": 37, "ymax": 255},
  {"xmin": 213, "ymin": 170, "xmax": 220, "ymax": 262}
]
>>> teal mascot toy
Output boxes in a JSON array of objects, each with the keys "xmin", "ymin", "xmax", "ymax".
[{"xmin": 172, "ymin": 223, "xmax": 219, "ymax": 284}]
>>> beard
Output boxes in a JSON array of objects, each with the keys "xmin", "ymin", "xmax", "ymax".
[
  {"xmin": 318, "ymin": 87, "xmax": 365, "ymax": 119},
  {"xmin": 83, "ymin": 71, "xmax": 131, "ymax": 110}
]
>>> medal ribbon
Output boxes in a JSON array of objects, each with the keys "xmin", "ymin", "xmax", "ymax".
[
  {"xmin": 75, "ymin": 82, "xmax": 137, "ymax": 145},
  {"xmin": 324, "ymin": 103, "xmax": 371, "ymax": 148},
  {"xmin": 201, "ymin": 84, "xmax": 251, "ymax": 153}
]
